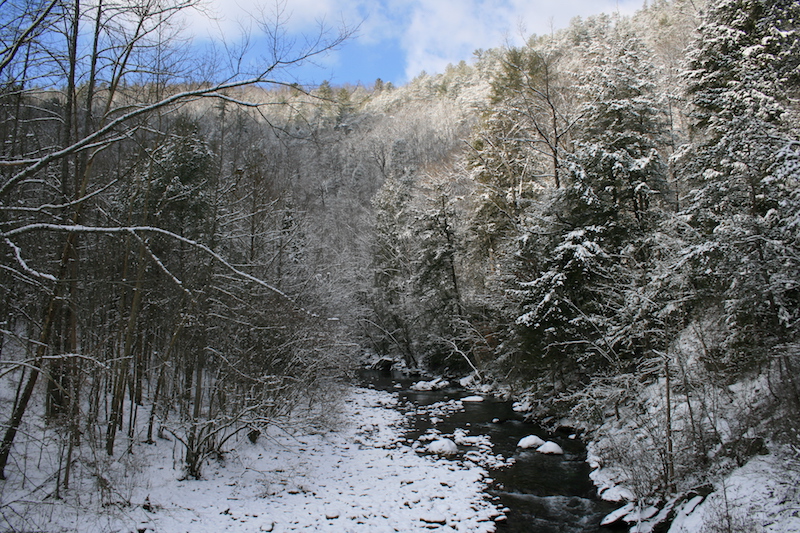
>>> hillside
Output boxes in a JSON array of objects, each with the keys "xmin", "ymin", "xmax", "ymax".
[{"xmin": 1, "ymin": 0, "xmax": 799, "ymax": 531}]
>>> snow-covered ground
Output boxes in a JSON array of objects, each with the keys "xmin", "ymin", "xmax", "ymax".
[
  {"xmin": 668, "ymin": 451, "xmax": 800, "ymax": 533},
  {"xmin": 577, "ymin": 365, "xmax": 800, "ymax": 533},
  {"xmin": 1, "ymin": 386, "xmax": 504, "ymax": 532}
]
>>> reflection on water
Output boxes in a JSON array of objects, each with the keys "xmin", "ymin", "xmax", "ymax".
[{"xmin": 359, "ymin": 369, "xmax": 618, "ymax": 532}]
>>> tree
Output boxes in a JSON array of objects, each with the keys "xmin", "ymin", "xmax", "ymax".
[
  {"xmin": 463, "ymin": 40, "xmax": 583, "ymax": 366},
  {"xmin": 408, "ymin": 164, "xmax": 471, "ymax": 370},
  {"xmin": 676, "ymin": 0, "xmax": 800, "ymax": 372},
  {"xmin": 681, "ymin": 0, "xmax": 799, "ymax": 218},
  {"xmin": 0, "ymin": 0, "xmax": 351, "ymax": 479},
  {"xmin": 486, "ymin": 44, "xmax": 578, "ymax": 189},
  {"xmin": 368, "ymin": 170, "xmax": 417, "ymax": 367},
  {"xmin": 508, "ymin": 23, "xmax": 669, "ymax": 370},
  {"xmin": 570, "ymin": 27, "xmax": 669, "ymax": 230}
]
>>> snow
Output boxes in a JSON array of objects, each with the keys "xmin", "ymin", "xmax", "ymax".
[
  {"xmin": 427, "ymin": 438, "xmax": 459, "ymax": 455},
  {"xmin": 409, "ymin": 415, "xmax": 514, "ymax": 471},
  {"xmin": 667, "ymin": 496, "xmax": 705, "ymax": 532},
  {"xmin": 1, "ymin": 387, "xmax": 503, "ymax": 533},
  {"xmin": 668, "ymin": 453, "xmax": 800, "ymax": 533},
  {"xmin": 600, "ymin": 502, "xmax": 635, "ymax": 526},
  {"xmin": 517, "ymin": 435, "xmax": 546, "ymax": 449},
  {"xmin": 536, "ymin": 441, "xmax": 564, "ymax": 455},
  {"xmin": 461, "ymin": 395, "xmax": 484, "ymax": 402},
  {"xmin": 458, "ymin": 374, "xmax": 478, "ymax": 387},
  {"xmin": 627, "ymin": 505, "xmax": 659, "ymax": 524},
  {"xmin": 410, "ymin": 377, "xmax": 450, "ymax": 391},
  {"xmin": 512, "ymin": 398, "xmax": 534, "ymax": 413},
  {"xmin": 453, "ymin": 428, "xmax": 490, "ymax": 448},
  {"xmin": 586, "ymin": 445, "xmax": 636, "ymax": 502}
]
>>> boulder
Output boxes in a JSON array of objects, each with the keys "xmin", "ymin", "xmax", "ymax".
[
  {"xmin": 427, "ymin": 438, "xmax": 458, "ymax": 456},
  {"xmin": 517, "ymin": 435, "xmax": 546, "ymax": 449},
  {"xmin": 461, "ymin": 395, "xmax": 484, "ymax": 402},
  {"xmin": 410, "ymin": 378, "xmax": 450, "ymax": 391},
  {"xmin": 536, "ymin": 441, "xmax": 564, "ymax": 455},
  {"xmin": 371, "ymin": 358, "xmax": 395, "ymax": 372}
]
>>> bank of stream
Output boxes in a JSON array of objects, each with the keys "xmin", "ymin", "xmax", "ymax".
[{"xmin": 360, "ymin": 369, "xmax": 619, "ymax": 532}]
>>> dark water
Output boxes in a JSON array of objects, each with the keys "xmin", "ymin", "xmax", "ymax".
[{"xmin": 359, "ymin": 369, "xmax": 618, "ymax": 532}]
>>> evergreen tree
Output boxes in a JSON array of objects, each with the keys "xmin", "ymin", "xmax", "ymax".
[
  {"xmin": 570, "ymin": 28, "xmax": 669, "ymax": 233},
  {"xmin": 466, "ymin": 42, "xmax": 575, "ymax": 273},
  {"xmin": 146, "ymin": 118, "xmax": 215, "ymax": 240},
  {"xmin": 678, "ymin": 0, "xmax": 800, "ymax": 371},
  {"xmin": 408, "ymin": 169, "xmax": 469, "ymax": 370},
  {"xmin": 510, "ymin": 25, "xmax": 669, "ymax": 382}
]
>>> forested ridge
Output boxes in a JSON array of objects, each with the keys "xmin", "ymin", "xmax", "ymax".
[{"xmin": 1, "ymin": 0, "xmax": 799, "ymax": 526}]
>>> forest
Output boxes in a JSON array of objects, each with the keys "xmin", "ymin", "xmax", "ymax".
[{"xmin": 1, "ymin": 0, "xmax": 799, "ymax": 528}]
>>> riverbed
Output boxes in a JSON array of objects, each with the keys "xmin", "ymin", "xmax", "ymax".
[
  {"xmin": 3, "ymin": 374, "xmax": 618, "ymax": 532},
  {"xmin": 361, "ymin": 370, "xmax": 618, "ymax": 532}
]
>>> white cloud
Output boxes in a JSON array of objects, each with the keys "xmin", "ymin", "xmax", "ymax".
[
  {"xmin": 183, "ymin": 0, "xmax": 360, "ymax": 42},
  {"xmin": 182, "ymin": 0, "xmax": 644, "ymax": 81},
  {"xmin": 397, "ymin": 0, "xmax": 643, "ymax": 80},
  {"xmin": 401, "ymin": 0, "xmax": 516, "ymax": 79}
]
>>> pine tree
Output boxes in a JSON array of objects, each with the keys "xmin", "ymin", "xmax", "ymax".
[
  {"xmin": 510, "ymin": 25, "xmax": 670, "ymax": 379},
  {"xmin": 408, "ymin": 169, "xmax": 469, "ymax": 370},
  {"xmin": 677, "ymin": 0, "xmax": 800, "ymax": 371},
  {"xmin": 570, "ymin": 28, "xmax": 669, "ymax": 233},
  {"xmin": 681, "ymin": 0, "xmax": 800, "ymax": 222}
]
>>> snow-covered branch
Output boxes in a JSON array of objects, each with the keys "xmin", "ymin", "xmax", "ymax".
[{"xmin": 4, "ymin": 223, "xmax": 317, "ymax": 316}]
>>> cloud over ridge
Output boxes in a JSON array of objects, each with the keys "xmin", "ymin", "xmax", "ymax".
[{"xmin": 185, "ymin": 0, "xmax": 642, "ymax": 83}]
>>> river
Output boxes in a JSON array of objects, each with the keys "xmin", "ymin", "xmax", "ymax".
[{"xmin": 360, "ymin": 369, "xmax": 619, "ymax": 532}]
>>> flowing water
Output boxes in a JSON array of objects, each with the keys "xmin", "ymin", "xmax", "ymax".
[{"xmin": 359, "ymin": 369, "xmax": 619, "ymax": 532}]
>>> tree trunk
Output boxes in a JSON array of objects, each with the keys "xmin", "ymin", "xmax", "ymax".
[
  {"xmin": 106, "ymin": 243, "xmax": 147, "ymax": 455},
  {"xmin": 186, "ymin": 352, "xmax": 205, "ymax": 478},
  {"xmin": 664, "ymin": 355, "xmax": 675, "ymax": 494}
]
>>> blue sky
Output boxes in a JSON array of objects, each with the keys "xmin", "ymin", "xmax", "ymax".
[{"xmin": 187, "ymin": 0, "xmax": 644, "ymax": 87}]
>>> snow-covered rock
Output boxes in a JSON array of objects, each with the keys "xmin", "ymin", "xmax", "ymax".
[
  {"xmin": 668, "ymin": 495, "xmax": 705, "ymax": 532},
  {"xmin": 601, "ymin": 502, "xmax": 635, "ymax": 527},
  {"xmin": 536, "ymin": 441, "xmax": 564, "ymax": 455},
  {"xmin": 370, "ymin": 357, "xmax": 396, "ymax": 372},
  {"xmin": 517, "ymin": 435, "xmax": 546, "ymax": 449},
  {"xmin": 419, "ymin": 510, "xmax": 448, "ymax": 525},
  {"xmin": 461, "ymin": 395, "xmax": 484, "ymax": 402},
  {"xmin": 587, "ymin": 445, "xmax": 636, "ymax": 502},
  {"xmin": 626, "ymin": 505, "xmax": 659, "ymax": 524},
  {"xmin": 512, "ymin": 398, "xmax": 534, "ymax": 413},
  {"xmin": 410, "ymin": 378, "xmax": 450, "ymax": 391},
  {"xmin": 427, "ymin": 438, "xmax": 459, "ymax": 456},
  {"xmin": 458, "ymin": 374, "xmax": 478, "ymax": 387},
  {"xmin": 453, "ymin": 428, "xmax": 489, "ymax": 448}
]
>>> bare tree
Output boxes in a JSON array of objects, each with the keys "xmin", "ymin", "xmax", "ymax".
[{"xmin": 0, "ymin": 0, "xmax": 351, "ymax": 479}]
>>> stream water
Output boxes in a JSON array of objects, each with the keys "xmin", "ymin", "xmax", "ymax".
[{"xmin": 359, "ymin": 369, "xmax": 619, "ymax": 532}]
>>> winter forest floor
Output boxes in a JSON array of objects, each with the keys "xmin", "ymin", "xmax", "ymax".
[
  {"xmin": 0, "ymin": 386, "xmax": 504, "ymax": 533},
  {"xmin": 4, "ymin": 378, "xmax": 800, "ymax": 533}
]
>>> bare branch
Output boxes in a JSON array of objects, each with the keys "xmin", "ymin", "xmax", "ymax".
[
  {"xmin": 4, "ymin": 223, "xmax": 320, "ymax": 316},
  {"xmin": 0, "ymin": 0, "xmax": 60, "ymax": 78}
]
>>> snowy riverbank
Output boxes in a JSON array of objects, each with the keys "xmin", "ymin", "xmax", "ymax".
[{"xmin": 2, "ymin": 386, "xmax": 504, "ymax": 533}]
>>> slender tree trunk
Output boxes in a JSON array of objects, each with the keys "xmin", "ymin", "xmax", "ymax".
[
  {"xmin": 440, "ymin": 195, "xmax": 463, "ymax": 316},
  {"xmin": 106, "ymin": 243, "xmax": 147, "ymax": 455},
  {"xmin": 158, "ymin": 312, "xmax": 190, "ymax": 438},
  {"xmin": 186, "ymin": 351, "xmax": 205, "ymax": 477},
  {"xmin": 62, "ymin": 359, "xmax": 81, "ymax": 489},
  {"xmin": 664, "ymin": 355, "xmax": 675, "ymax": 493},
  {"xmin": 146, "ymin": 362, "xmax": 165, "ymax": 444}
]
